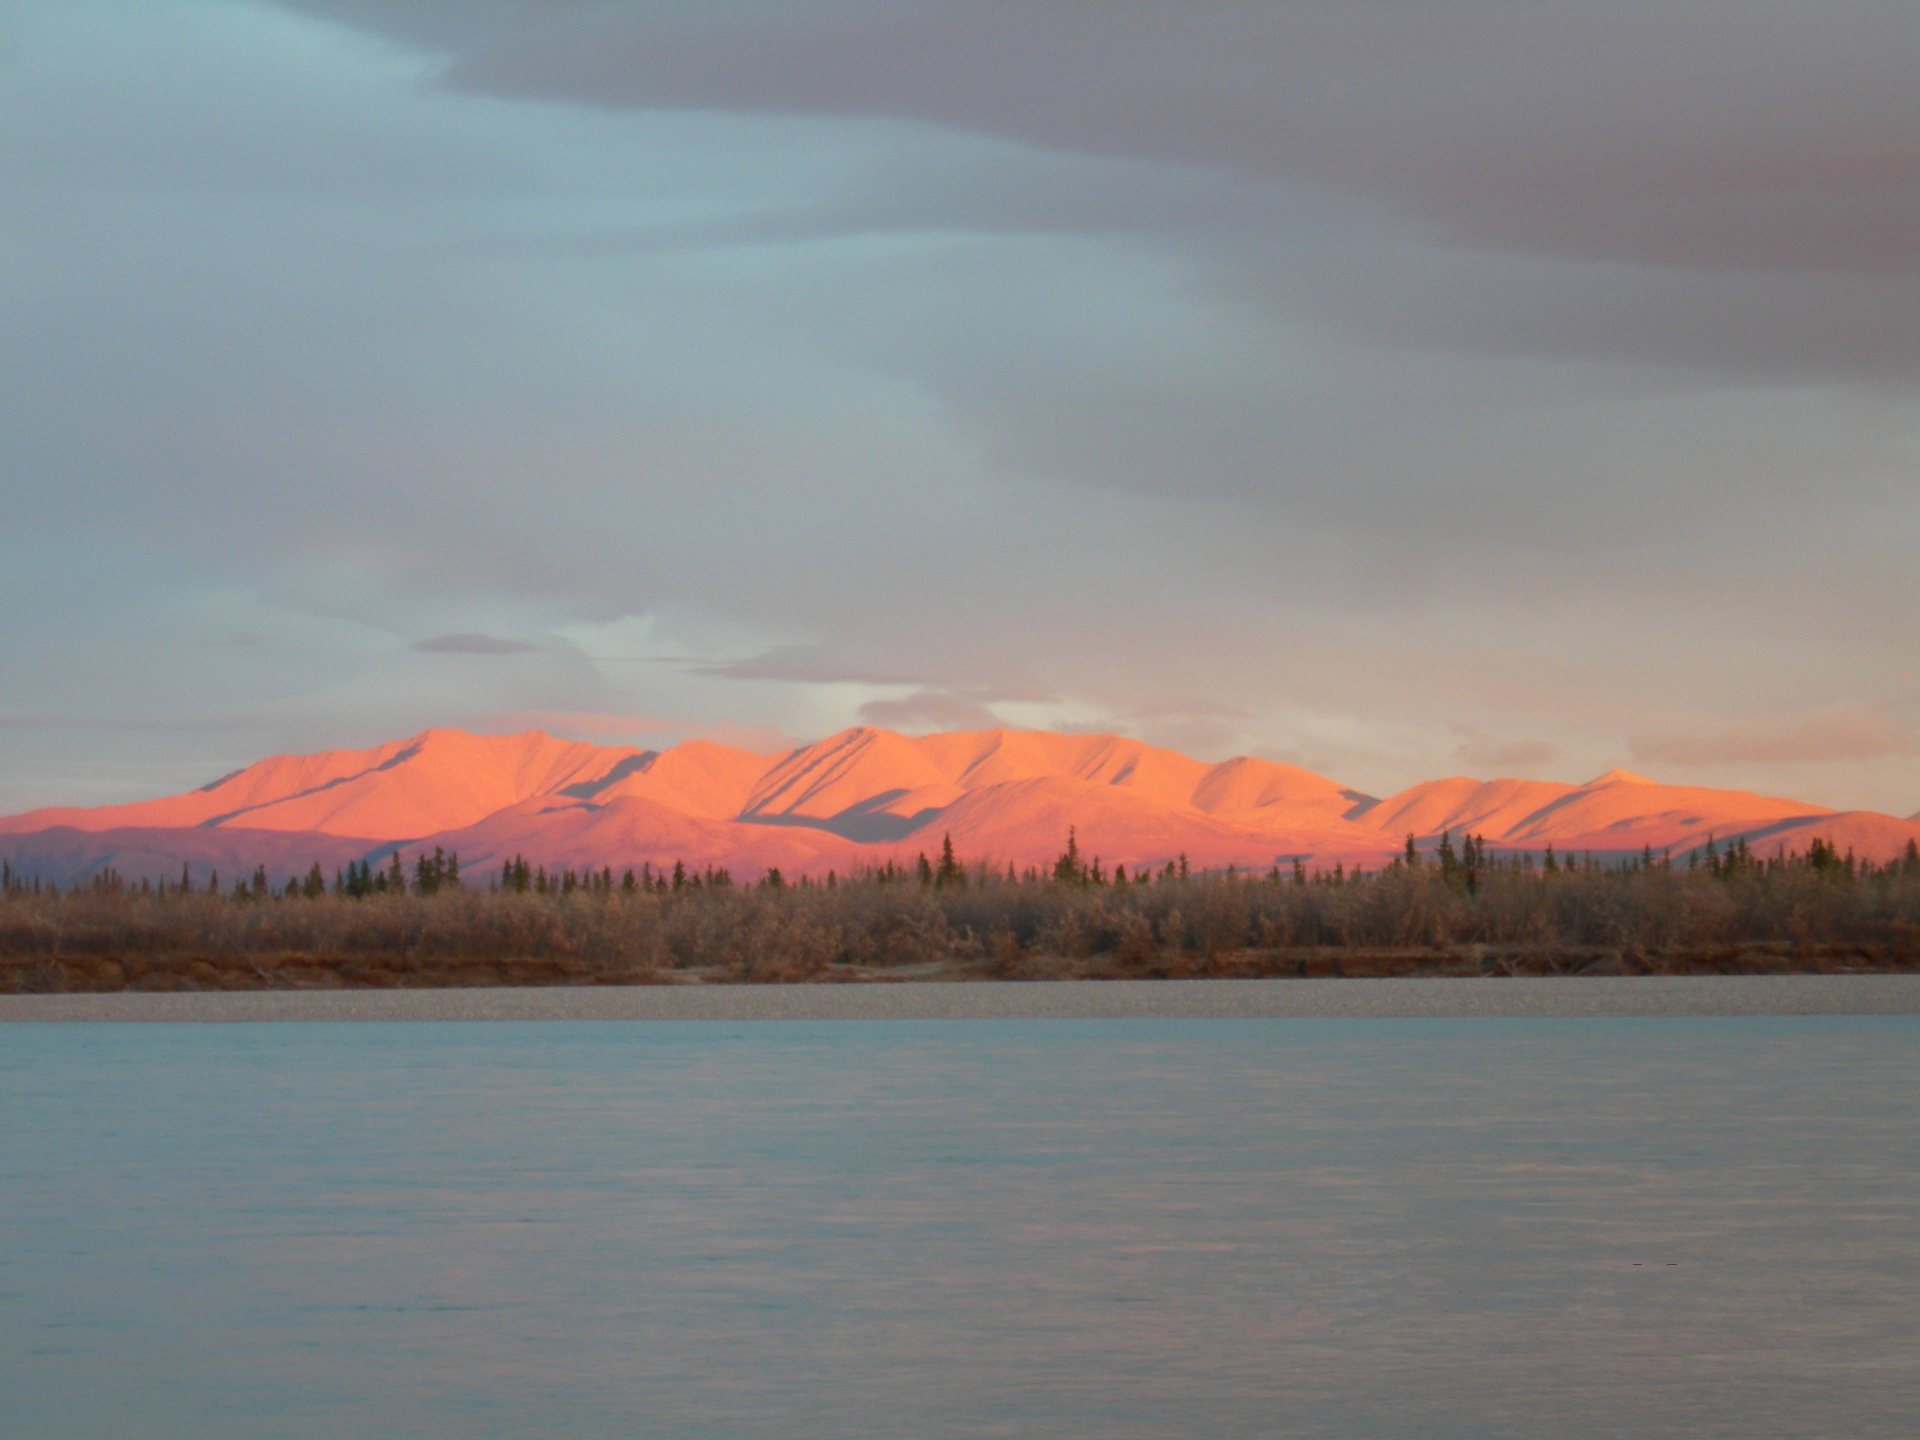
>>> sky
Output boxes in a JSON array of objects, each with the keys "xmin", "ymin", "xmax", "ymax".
[{"xmin": 2, "ymin": 0, "xmax": 1917, "ymax": 817}]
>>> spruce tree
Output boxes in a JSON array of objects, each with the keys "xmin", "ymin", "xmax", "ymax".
[
  {"xmin": 1052, "ymin": 828, "xmax": 1084, "ymax": 886},
  {"xmin": 935, "ymin": 833, "xmax": 964, "ymax": 888}
]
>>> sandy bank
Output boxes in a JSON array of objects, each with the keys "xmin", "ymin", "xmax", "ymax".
[{"xmin": 3, "ymin": 975, "xmax": 1918, "ymax": 1022}]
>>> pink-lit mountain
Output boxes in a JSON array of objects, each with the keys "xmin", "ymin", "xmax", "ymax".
[{"xmin": 3, "ymin": 726, "xmax": 1916, "ymax": 885}]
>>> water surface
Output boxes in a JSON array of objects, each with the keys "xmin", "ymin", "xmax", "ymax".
[{"xmin": 4, "ymin": 1018, "xmax": 1916, "ymax": 1438}]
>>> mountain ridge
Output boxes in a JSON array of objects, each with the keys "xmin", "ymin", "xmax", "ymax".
[{"xmin": 4, "ymin": 725, "xmax": 1917, "ymax": 885}]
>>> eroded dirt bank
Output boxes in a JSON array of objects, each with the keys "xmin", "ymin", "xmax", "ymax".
[{"xmin": 4, "ymin": 941, "xmax": 1916, "ymax": 995}]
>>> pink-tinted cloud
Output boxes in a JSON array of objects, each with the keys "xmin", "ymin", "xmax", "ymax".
[
  {"xmin": 857, "ymin": 689, "xmax": 1003, "ymax": 733},
  {"xmin": 1452, "ymin": 735, "xmax": 1560, "ymax": 775},
  {"xmin": 1628, "ymin": 704, "xmax": 1920, "ymax": 767}
]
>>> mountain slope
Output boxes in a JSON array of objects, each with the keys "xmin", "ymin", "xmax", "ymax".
[
  {"xmin": 0, "ymin": 729, "xmax": 642, "ymax": 840},
  {"xmin": 4, "ymin": 725, "xmax": 1917, "ymax": 884}
]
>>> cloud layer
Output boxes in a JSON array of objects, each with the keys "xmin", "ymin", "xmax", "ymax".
[{"xmin": 0, "ymin": 0, "xmax": 1914, "ymax": 818}]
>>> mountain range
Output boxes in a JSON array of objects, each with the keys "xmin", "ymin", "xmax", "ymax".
[{"xmin": 3, "ymin": 725, "xmax": 1917, "ymax": 886}]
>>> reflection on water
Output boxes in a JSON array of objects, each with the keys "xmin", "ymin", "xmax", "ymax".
[{"xmin": 3, "ymin": 1017, "xmax": 1917, "ymax": 1439}]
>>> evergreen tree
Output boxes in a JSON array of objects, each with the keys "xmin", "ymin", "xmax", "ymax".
[
  {"xmin": 935, "ymin": 833, "xmax": 964, "ymax": 888},
  {"xmin": 1052, "ymin": 828, "xmax": 1084, "ymax": 886}
]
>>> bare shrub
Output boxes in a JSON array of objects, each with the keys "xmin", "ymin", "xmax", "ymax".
[{"xmin": 3, "ymin": 840, "xmax": 1915, "ymax": 984}]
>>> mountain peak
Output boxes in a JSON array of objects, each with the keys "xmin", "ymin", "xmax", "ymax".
[
  {"xmin": 6, "ymin": 724, "xmax": 1920, "ymax": 881},
  {"xmin": 1585, "ymin": 768, "xmax": 1655, "ymax": 787}
]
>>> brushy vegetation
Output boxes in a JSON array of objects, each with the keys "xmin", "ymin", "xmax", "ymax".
[{"xmin": 3, "ymin": 828, "xmax": 1917, "ymax": 989}]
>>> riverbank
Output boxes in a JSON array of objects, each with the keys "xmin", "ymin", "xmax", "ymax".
[{"xmin": 5, "ymin": 974, "xmax": 1919, "ymax": 1021}]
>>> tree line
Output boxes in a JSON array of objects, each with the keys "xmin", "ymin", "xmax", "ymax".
[{"xmin": 3, "ymin": 826, "xmax": 1918, "ymax": 907}]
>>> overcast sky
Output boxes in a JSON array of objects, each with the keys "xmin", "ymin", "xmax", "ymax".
[{"xmin": 3, "ymin": 0, "xmax": 1917, "ymax": 815}]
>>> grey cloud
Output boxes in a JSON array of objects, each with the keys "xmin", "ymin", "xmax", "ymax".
[
  {"xmin": 856, "ymin": 688, "xmax": 1002, "ymax": 733},
  {"xmin": 1451, "ymin": 729, "xmax": 1560, "ymax": 776},
  {"xmin": 698, "ymin": 647, "xmax": 936, "ymax": 688},
  {"xmin": 273, "ymin": 0, "xmax": 1920, "ymax": 407},
  {"xmin": 1125, "ymin": 701, "xmax": 1254, "ymax": 722},
  {"xmin": 1628, "ymin": 705, "xmax": 1920, "ymax": 769},
  {"xmin": 287, "ymin": 2, "xmax": 1920, "ymax": 279},
  {"xmin": 412, "ymin": 633, "xmax": 542, "ymax": 655},
  {"xmin": 1132, "ymin": 714, "xmax": 1245, "ymax": 762},
  {"xmin": 702, "ymin": 646, "xmax": 1055, "ymax": 704},
  {"xmin": 5, "ymin": 1, "xmax": 1918, "ymax": 821}
]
